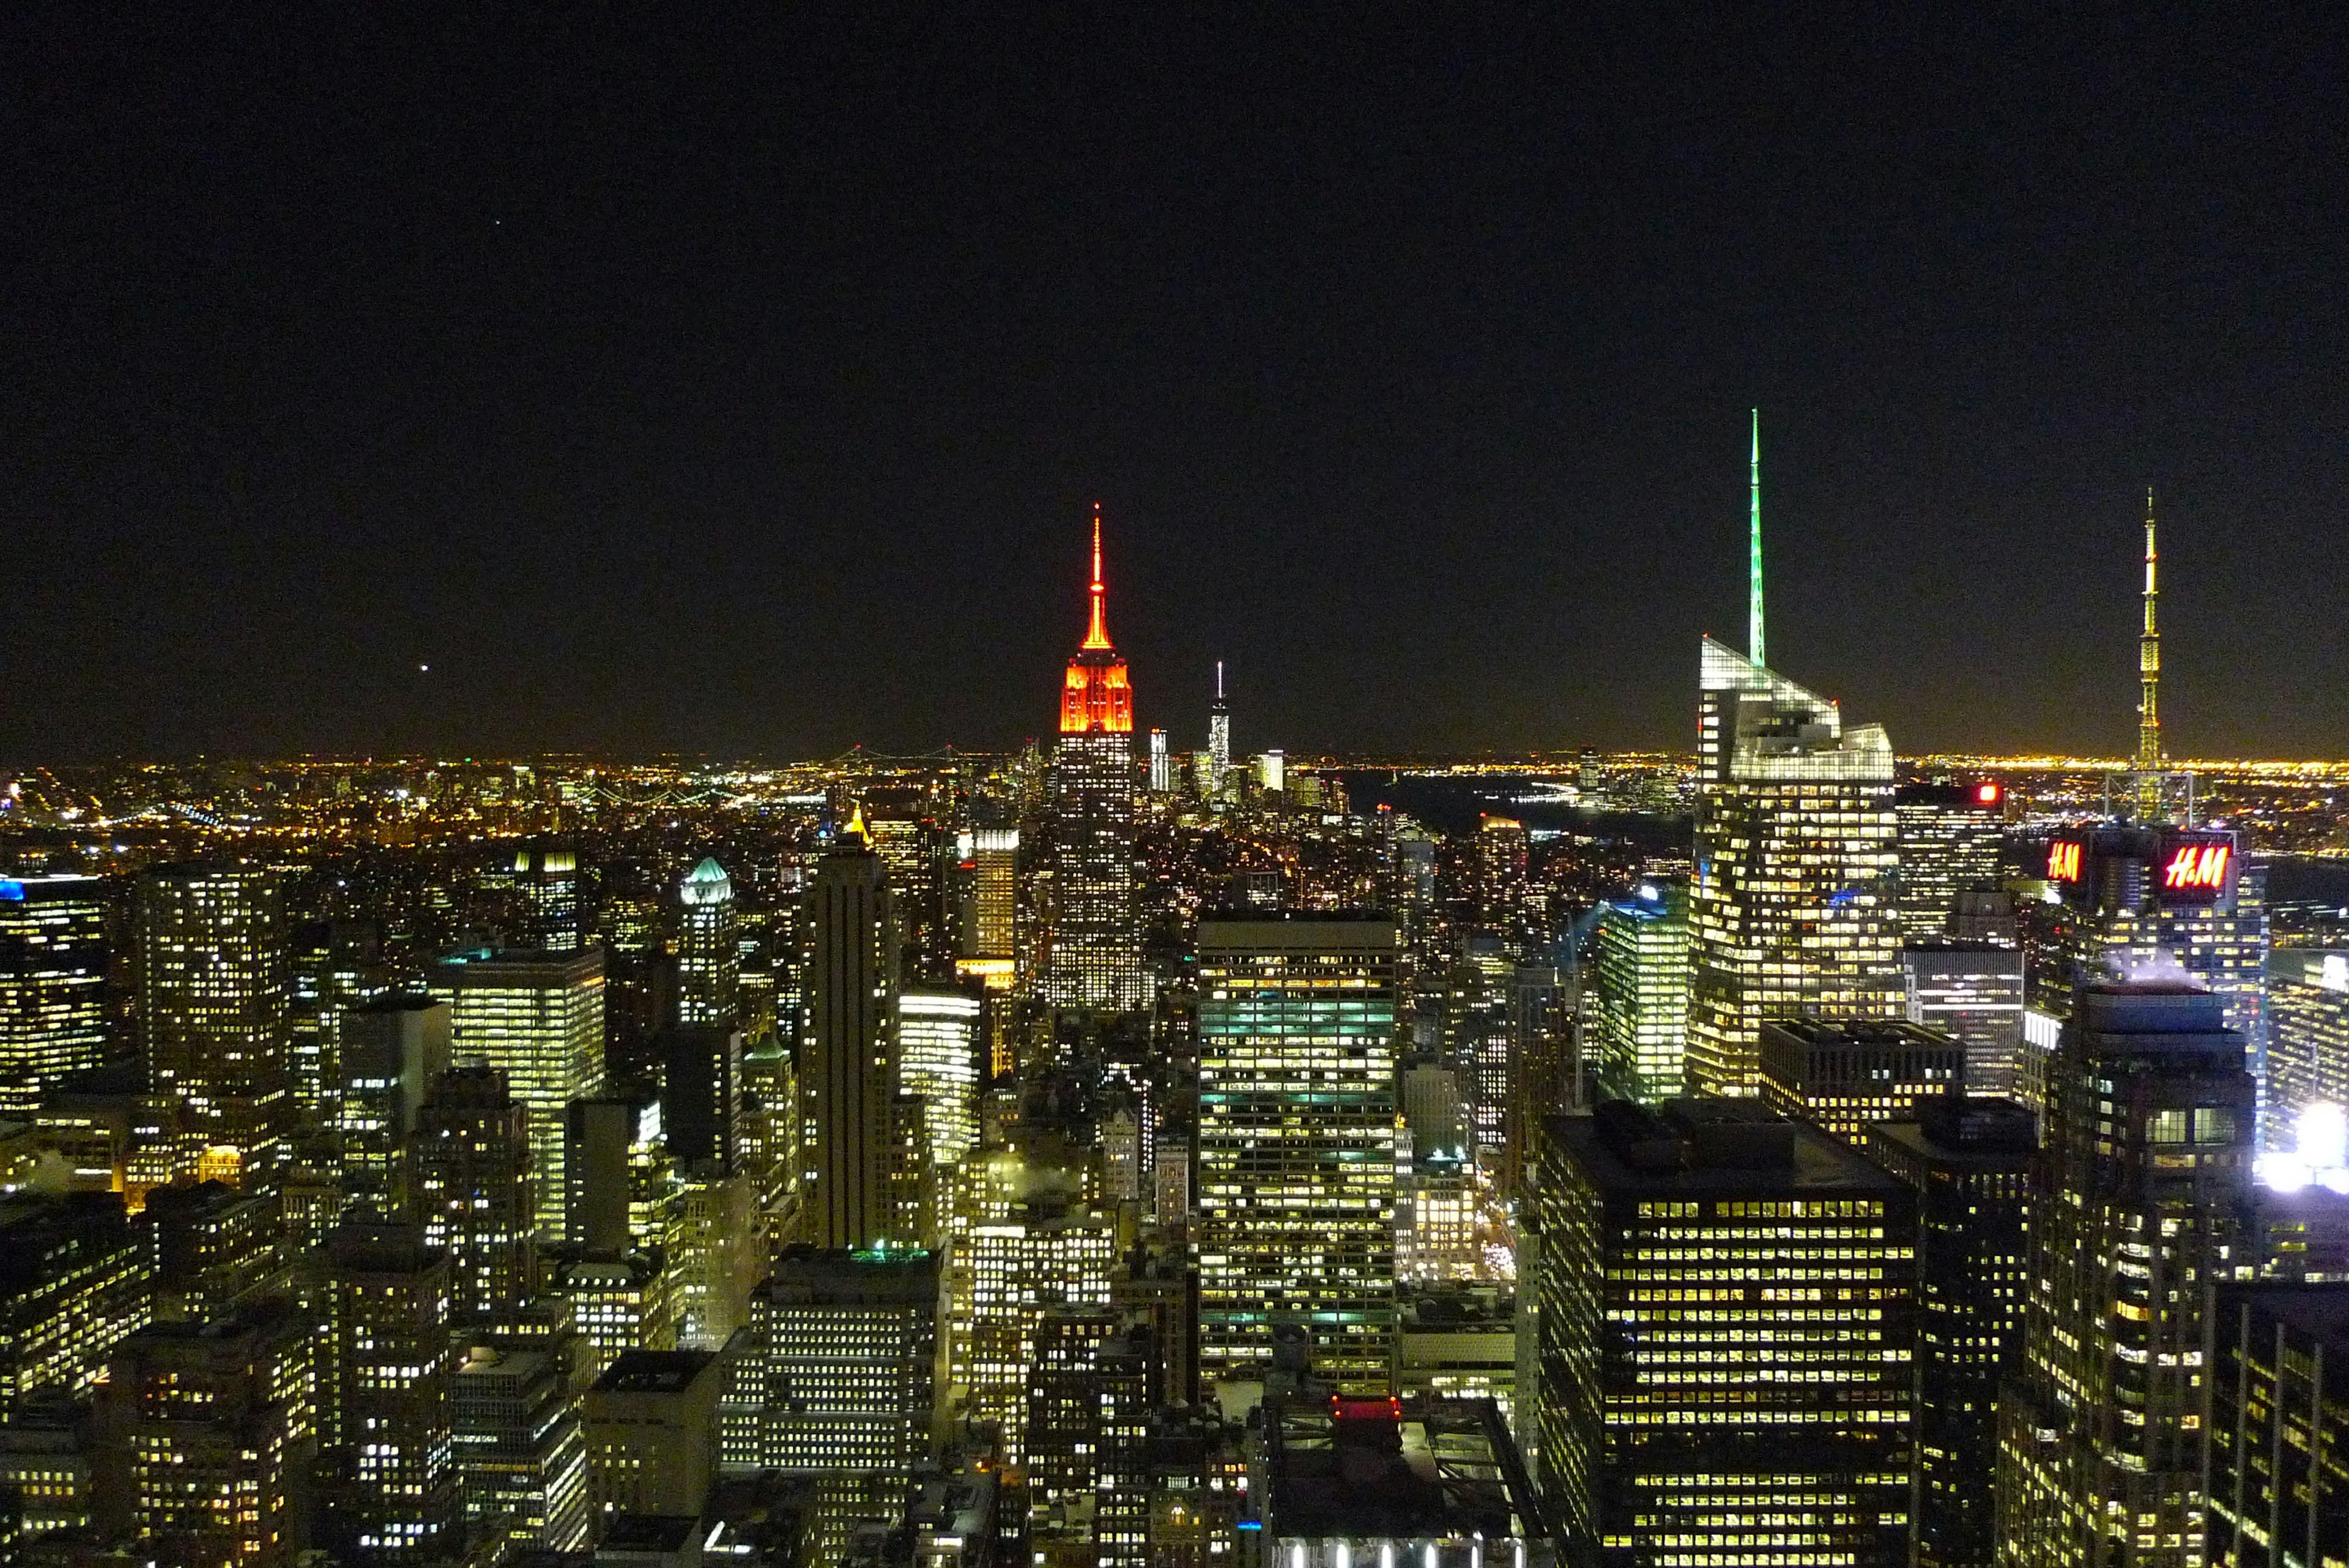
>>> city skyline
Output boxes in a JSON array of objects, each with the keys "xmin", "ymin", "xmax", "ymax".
[{"xmin": 9, "ymin": 13, "xmax": 2349, "ymax": 762}]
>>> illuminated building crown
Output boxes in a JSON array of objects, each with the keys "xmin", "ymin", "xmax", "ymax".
[{"xmin": 1060, "ymin": 503, "xmax": 1134, "ymax": 735}]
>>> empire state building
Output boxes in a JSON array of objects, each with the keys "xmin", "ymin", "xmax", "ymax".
[{"xmin": 1042, "ymin": 507, "xmax": 1149, "ymax": 1011}]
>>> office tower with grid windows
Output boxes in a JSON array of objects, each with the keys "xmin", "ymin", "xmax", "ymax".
[
  {"xmin": 1866, "ymin": 1096, "xmax": 2034, "ymax": 1568},
  {"xmin": 896, "ymin": 983, "xmax": 981, "ymax": 1178},
  {"xmin": 0, "ymin": 874, "xmax": 108, "ymax": 1120},
  {"xmin": 1995, "ymin": 983, "xmax": 2254, "ymax": 1568},
  {"xmin": 753, "ymin": 1246, "xmax": 939, "ymax": 1560},
  {"xmin": 1590, "ymin": 881, "xmax": 1691, "ymax": 1102},
  {"xmin": 0, "ymin": 1192, "xmax": 150, "ymax": 1414},
  {"xmin": 1530, "ymin": 1096, "xmax": 1916, "ymax": 1568},
  {"xmin": 1690, "ymin": 637, "xmax": 1903, "ymax": 1096},
  {"xmin": 138, "ymin": 863, "xmax": 294, "ymax": 1189},
  {"xmin": 1897, "ymin": 779, "xmax": 2008, "ymax": 940},
  {"xmin": 2265, "ymin": 948, "xmax": 2349, "ymax": 1128},
  {"xmin": 1757, "ymin": 1016, "xmax": 1965, "ymax": 1147},
  {"xmin": 450, "ymin": 1340, "xmax": 589, "ymax": 1551},
  {"xmin": 1044, "ymin": 510, "xmax": 1149, "ymax": 1012},
  {"xmin": 429, "ymin": 946, "xmax": 604, "ymax": 1238},
  {"xmin": 1903, "ymin": 940, "xmax": 2027, "ymax": 1098},
  {"xmin": 1195, "ymin": 913, "xmax": 1399, "ymax": 1392},
  {"xmin": 806, "ymin": 815, "xmax": 902, "ymax": 1250}
]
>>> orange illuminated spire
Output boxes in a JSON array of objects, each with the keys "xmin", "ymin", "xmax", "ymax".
[{"xmin": 1082, "ymin": 502, "xmax": 1113, "ymax": 650}]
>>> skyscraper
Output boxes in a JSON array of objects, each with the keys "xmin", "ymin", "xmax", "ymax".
[
  {"xmin": 806, "ymin": 812, "xmax": 902, "ymax": 1250},
  {"xmin": 954, "ymin": 826, "xmax": 1019, "ymax": 963},
  {"xmin": 676, "ymin": 856, "xmax": 740, "ymax": 1029},
  {"xmin": 0, "ymin": 873, "xmax": 108, "ymax": 1118},
  {"xmin": 1896, "ymin": 779, "xmax": 2007, "ymax": 939},
  {"xmin": 1589, "ymin": 880, "xmax": 1691, "ymax": 1102},
  {"xmin": 1531, "ymin": 1096, "xmax": 1916, "ymax": 1568},
  {"xmin": 1044, "ymin": 508, "xmax": 1149, "ymax": 1012},
  {"xmin": 138, "ymin": 863, "xmax": 293, "ymax": 1188},
  {"xmin": 1996, "ymin": 983, "xmax": 2254, "ymax": 1568},
  {"xmin": 2203, "ymin": 1282, "xmax": 2349, "ymax": 1568},
  {"xmin": 1903, "ymin": 940, "xmax": 2027, "ymax": 1097},
  {"xmin": 414, "ymin": 1063, "xmax": 540, "ymax": 1322},
  {"xmin": 321, "ymin": 1221, "xmax": 459, "ymax": 1561},
  {"xmin": 1148, "ymin": 727, "xmax": 1170, "ymax": 793},
  {"xmin": 1208, "ymin": 659, "xmax": 1231, "ymax": 797},
  {"xmin": 335, "ymin": 994, "xmax": 451, "ymax": 1221},
  {"xmin": 1195, "ymin": 913, "xmax": 1398, "ymax": 1392},
  {"xmin": 1756, "ymin": 1016, "xmax": 1965, "ymax": 1147},
  {"xmin": 429, "ymin": 946, "xmax": 605, "ymax": 1237},
  {"xmin": 1866, "ymin": 1096, "xmax": 2033, "ymax": 1568},
  {"xmin": 896, "ymin": 983, "xmax": 981, "ymax": 1178}
]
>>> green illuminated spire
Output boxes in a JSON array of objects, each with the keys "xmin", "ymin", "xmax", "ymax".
[{"xmin": 1748, "ymin": 407, "xmax": 1765, "ymax": 669}]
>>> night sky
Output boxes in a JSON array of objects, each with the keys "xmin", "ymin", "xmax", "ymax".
[{"xmin": 8, "ymin": 10, "xmax": 2347, "ymax": 762}]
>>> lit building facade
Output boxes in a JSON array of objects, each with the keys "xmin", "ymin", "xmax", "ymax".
[
  {"xmin": 0, "ymin": 874, "xmax": 108, "ymax": 1119},
  {"xmin": 1044, "ymin": 510, "xmax": 1148, "ymax": 1012},
  {"xmin": 138, "ymin": 863, "xmax": 293, "ymax": 1187},
  {"xmin": 752, "ymin": 1247, "xmax": 939, "ymax": 1560},
  {"xmin": 2262, "ymin": 948, "xmax": 2349, "ymax": 1131},
  {"xmin": 1531, "ymin": 1096, "xmax": 1916, "ymax": 1568},
  {"xmin": 1896, "ymin": 779, "xmax": 2007, "ymax": 940},
  {"xmin": 955, "ymin": 826, "xmax": 1019, "ymax": 962},
  {"xmin": 1590, "ymin": 881, "xmax": 1690, "ymax": 1102},
  {"xmin": 429, "ymin": 946, "xmax": 604, "ymax": 1238},
  {"xmin": 676, "ymin": 856, "xmax": 740, "ymax": 1029},
  {"xmin": 1690, "ymin": 639, "xmax": 1902, "ymax": 1097},
  {"xmin": 414, "ymin": 1063, "xmax": 539, "ymax": 1321},
  {"xmin": 1756, "ymin": 1016, "xmax": 1965, "ymax": 1147},
  {"xmin": 450, "ymin": 1342, "xmax": 588, "ymax": 1551},
  {"xmin": 1196, "ymin": 913, "xmax": 1398, "ymax": 1392},
  {"xmin": 1866, "ymin": 1096, "xmax": 2034, "ymax": 1568},
  {"xmin": 897, "ymin": 984, "xmax": 981, "ymax": 1176},
  {"xmin": 1903, "ymin": 940, "xmax": 2027, "ymax": 1098},
  {"xmin": 335, "ymin": 994, "xmax": 450, "ymax": 1221},
  {"xmin": 321, "ymin": 1222, "xmax": 459, "ymax": 1560},
  {"xmin": 0, "ymin": 1192, "xmax": 150, "ymax": 1414},
  {"xmin": 2203, "ymin": 1282, "xmax": 2349, "ymax": 1568},
  {"xmin": 1995, "ymin": 984, "xmax": 2254, "ymax": 1568}
]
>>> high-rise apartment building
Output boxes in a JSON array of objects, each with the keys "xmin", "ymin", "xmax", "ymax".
[
  {"xmin": 1589, "ymin": 881, "xmax": 1690, "ymax": 1102},
  {"xmin": 1044, "ymin": 510, "xmax": 1148, "ymax": 1012},
  {"xmin": 414, "ymin": 1063, "xmax": 539, "ymax": 1321},
  {"xmin": 805, "ymin": 817, "xmax": 902, "ymax": 1250},
  {"xmin": 1756, "ymin": 1016, "xmax": 1965, "ymax": 1146},
  {"xmin": 1690, "ymin": 637, "xmax": 1902, "ymax": 1097},
  {"xmin": 676, "ymin": 856, "xmax": 740, "ymax": 1029},
  {"xmin": 1531, "ymin": 1096, "xmax": 1916, "ymax": 1568},
  {"xmin": 321, "ymin": 1222, "xmax": 459, "ymax": 1560},
  {"xmin": 429, "ymin": 946, "xmax": 604, "ymax": 1236},
  {"xmin": 102, "ymin": 1299, "xmax": 316, "ymax": 1568},
  {"xmin": 1195, "ymin": 913, "xmax": 1398, "ymax": 1392},
  {"xmin": 1897, "ymin": 779, "xmax": 2007, "ymax": 939},
  {"xmin": 1866, "ymin": 1096, "xmax": 2034, "ymax": 1568},
  {"xmin": 1996, "ymin": 983, "xmax": 2254, "ymax": 1568},
  {"xmin": 0, "ymin": 874, "xmax": 108, "ymax": 1118},
  {"xmin": 2203, "ymin": 1282, "xmax": 2349, "ymax": 1568},
  {"xmin": 138, "ymin": 863, "xmax": 293, "ymax": 1187},
  {"xmin": 1904, "ymin": 940, "xmax": 2027, "ymax": 1098}
]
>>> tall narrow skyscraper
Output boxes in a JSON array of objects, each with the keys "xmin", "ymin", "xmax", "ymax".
[
  {"xmin": 1208, "ymin": 660, "xmax": 1231, "ymax": 795},
  {"xmin": 1195, "ymin": 913, "xmax": 1398, "ymax": 1391},
  {"xmin": 1043, "ymin": 507, "xmax": 1148, "ymax": 1012},
  {"xmin": 676, "ymin": 857, "xmax": 739, "ymax": 1029},
  {"xmin": 806, "ymin": 812, "xmax": 902, "ymax": 1250}
]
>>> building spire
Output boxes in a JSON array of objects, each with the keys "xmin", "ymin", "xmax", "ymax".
[
  {"xmin": 2137, "ymin": 487, "xmax": 2162, "ymax": 780},
  {"xmin": 1083, "ymin": 502, "xmax": 1113, "ymax": 650},
  {"xmin": 1215, "ymin": 660, "xmax": 1224, "ymax": 702},
  {"xmin": 1748, "ymin": 408, "xmax": 1766, "ymax": 669}
]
